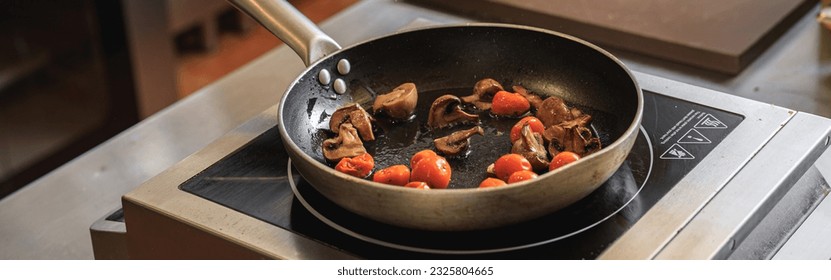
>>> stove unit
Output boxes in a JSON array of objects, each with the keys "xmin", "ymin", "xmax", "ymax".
[
  {"xmin": 91, "ymin": 72, "xmax": 831, "ymax": 259},
  {"xmin": 176, "ymin": 91, "xmax": 740, "ymax": 259}
]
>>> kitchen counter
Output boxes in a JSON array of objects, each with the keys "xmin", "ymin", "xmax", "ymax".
[{"xmin": 1, "ymin": 0, "xmax": 829, "ymax": 259}]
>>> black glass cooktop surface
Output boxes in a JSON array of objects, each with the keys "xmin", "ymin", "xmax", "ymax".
[{"xmin": 180, "ymin": 90, "xmax": 743, "ymax": 259}]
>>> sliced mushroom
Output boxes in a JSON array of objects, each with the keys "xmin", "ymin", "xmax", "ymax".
[
  {"xmin": 563, "ymin": 113, "xmax": 592, "ymax": 128},
  {"xmin": 511, "ymin": 124, "xmax": 549, "ymax": 171},
  {"xmin": 434, "ymin": 126, "xmax": 484, "ymax": 157},
  {"xmin": 461, "ymin": 78, "xmax": 503, "ymax": 110},
  {"xmin": 372, "ymin": 82, "xmax": 418, "ymax": 120},
  {"xmin": 427, "ymin": 94, "xmax": 480, "ymax": 129},
  {"xmin": 536, "ymin": 96, "xmax": 574, "ymax": 127},
  {"xmin": 322, "ymin": 123, "xmax": 367, "ymax": 162},
  {"xmin": 543, "ymin": 121, "xmax": 602, "ymax": 157},
  {"xmin": 329, "ymin": 103, "xmax": 375, "ymax": 141},
  {"xmin": 513, "ymin": 85, "xmax": 544, "ymax": 111}
]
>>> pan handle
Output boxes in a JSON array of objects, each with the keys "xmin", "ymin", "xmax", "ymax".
[{"xmin": 227, "ymin": 0, "xmax": 341, "ymax": 66}]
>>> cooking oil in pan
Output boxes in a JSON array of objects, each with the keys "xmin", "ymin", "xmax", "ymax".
[{"xmin": 320, "ymin": 87, "xmax": 609, "ymax": 189}]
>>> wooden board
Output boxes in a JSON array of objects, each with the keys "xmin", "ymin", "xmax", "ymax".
[{"xmin": 413, "ymin": 0, "xmax": 816, "ymax": 74}]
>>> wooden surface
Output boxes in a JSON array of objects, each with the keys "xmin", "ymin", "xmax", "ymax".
[
  {"xmin": 415, "ymin": 0, "xmax": 816, "ymax": 74},
  {"xmin": 176, "ymin": 0, "xmax": 358, "ymax": 97}
]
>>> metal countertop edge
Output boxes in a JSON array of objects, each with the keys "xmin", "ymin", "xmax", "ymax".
[
  {"xmin": 655, "ymin": 112, "xmax": 831, "ymax": 259},
  {"xmin": 598, "ymin": 73, "xmax": 797, "ymax": 259},
  {"xmin": 121, "ymin": 106, "xmax": 359, "ymax": 260},
  {"xmin": 773, "ymin": 190, "xmax": 831, "ymax": 260}
]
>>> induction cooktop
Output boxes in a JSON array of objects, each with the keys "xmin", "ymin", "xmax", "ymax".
[
  {"xmin": 112, "ymin": 72, "xmax": 831, "ymax": 260},
  {"xmin": 178, "ymin": 90, "xmax": 742, "ymax": 259}
]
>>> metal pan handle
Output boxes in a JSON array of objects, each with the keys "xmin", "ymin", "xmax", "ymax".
[{"xmin": 228, "ymin": 0, "xmax": 341, "ymax": 66}]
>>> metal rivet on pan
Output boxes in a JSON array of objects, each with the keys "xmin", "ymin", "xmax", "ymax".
[
  {"xmin": 318, "ymin": 69, "xmax": 331, "ymax": 85},
  {"xmin": 337, "ymin": 59, "xmax": 351, "ymax": 75},
  {"xmin": 333, "ymin": 78, "xmax": 346, "ymax": 94}
]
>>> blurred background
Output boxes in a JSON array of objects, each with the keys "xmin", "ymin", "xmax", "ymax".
[{"xmin": 0, "ymin": 0, "xmax": 355, "ymax": 199}]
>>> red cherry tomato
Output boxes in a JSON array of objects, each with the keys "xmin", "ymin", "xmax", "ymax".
[
  {"xmin": 507, "ymin": 170, "xmax": 538, "ymax": 184},
  {"xmin": 493, "ymin": 154, "xmax": 532, "ymax": 181},
  {"xmin": 510, "ymin": 116, "xmax": 546, "ymax": 142},
  {"xmin": 549, "ymin": 151, "xmax": 581, "ymax": 171},
  {"xmin": 491, "ymin": 90, "xmax": 530, "ymax": 116},
  {"xmin": 410, "ymin": 155, "xmax": 452, "ymax": 189},
  {"xmin": 334, "ymin": 153, "xmax": 375, "ymax": 178},
  {"xmin": 372, "ymin": 165, "xmax": 411, "ymax": 186},
  {"xmin": 479, "ymin": 178, "xmax": 507, "ymax": 188},
  {"xmin": 404, "ymin": 181, "xmax": 431, "ymax": 189},
  {"xmin": 410, "ymin": 149, "xmax": 438, "ymax": 168}
]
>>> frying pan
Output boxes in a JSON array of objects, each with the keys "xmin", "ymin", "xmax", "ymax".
[{"xmin": 230, "ymin": 0, "xmax": 643, "ymax": 231}]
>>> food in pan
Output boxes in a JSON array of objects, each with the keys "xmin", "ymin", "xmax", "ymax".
[
  {"xmin": 433, "ymin": 126, "xmax": 484, "ymax": 156},
  {"xmin": 511, "ymin": 124, "xmax": 549, "ymax": 171},
  {"xmin": 478, "ymin": 177, "xmax": 507, "ymax": 188},
  {"xmin": 410, "ymin": 152, "xmax": 452, "ymax": 189},
  {"xmin": 334, "ymin": 153, "xmax": 374, "ymax": 178},
  {"xmin": 549, "ymin": 151, "xmax": 581, "ymax": 171},
  {"xmin": 427, "ymin": 94, "xmax": 479, "ymax": 129},
  {"xmin": 323, "ymin": 78, "xmax": 601, "ymax": 189},
  {"xmin": 509, "ymin": 116, "xmax": 545, "ymax": 143},
  {"xmin": 507, "ymin": 170, "xmax": 538, "ymax": 184},
  {"xmin": 372, "ymin": 164, "xmax": 411, "ymax": 186},
  {"xmin": 513, "ymin": 85, "xmax": 543, "ymax": 111},
  {"xmin": 329, "ymin": 103, "xmax": 374, "ymax": 141},
  {"xmin": 410, "ymin": 149, "xmax": 438, "ymax": 169},
  {"xmin": 404, "ymin": 181, "xmax": 430, "ymax": 189},
  {"xmin": 491, "ymin": 90, "xmax": 531, "ymax": 116},
  {"xmin": 322, "ymin": 122, "xmax": 367, "ymax": 162},
  {"xmin": 536, "ymin": 97, "xmax": 601, "ymax": 157},
  {"xmin": 460, "ymin": 78, "xmax": 503, "ymax": 110},
  {"xmin": 492, "ymin": 153, "xmax": 533, "ymax": 182},
  {"xmin": 372, "ymin": 82, "xmax": 418, "ymax": 120}
]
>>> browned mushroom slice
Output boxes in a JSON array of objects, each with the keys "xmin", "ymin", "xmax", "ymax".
[
  {"xmin": 427, "ymin": 95, "xmax": 480, "ymax": 129},
  {"xmin": 543, "ymin": 122, "xmax": 602, "ymax": 157},
  {"xmin": 372, "ymin": 82, "xmax": 418, "ymax": 120},
  {"xmin": 511, "ymin": 124, "xmax": 549, "ymax": 171},
  {"xmin": 322, "ymin": 123, "xmax": 367, "ymax": 162},
  {"xmin": 536, "ymin": 96, "xmax": 574, "ymax": 127},
  {"xmin": 562, "ymin": 113, "xmax": 592, "ymax": 128},
  {"xmin": 434, "ymin": 126, "xmax": 484, "ymax": 157},
  {"xmin": 513, "ymin": 85, "xmax": 544, "ymax": 111},
  {"xmin": 461, "ymin": 78, "xmax": 503, "ymax": 110},
  {"xmin": 570, "ymin": 107, "xmax": 585, "ymax": 119},
  {"xmin": 329, "ymin": 103, "xmax": 375, "ymax": 141}
]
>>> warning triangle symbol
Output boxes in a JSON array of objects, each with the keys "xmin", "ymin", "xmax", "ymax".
[
  {"xmin": 678, "ymin": 129, "xmax": 711, "ymax": 144},
  {"xmin": 660, "ymin": 144, "xmax": 695, "ymax": 160},
  {"xmin": 695, "ymin": 114, "xmax": 727, "ymax": 129}
]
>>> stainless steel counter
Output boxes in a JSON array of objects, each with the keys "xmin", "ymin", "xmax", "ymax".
[{"xmin": 1, "ymin": 0, "xmax": 829, "ymax": 259}]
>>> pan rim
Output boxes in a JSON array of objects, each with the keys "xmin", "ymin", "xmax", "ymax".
[{"xmin": 277, "ymin": 22, "xmax": 644, "ymax": 193}]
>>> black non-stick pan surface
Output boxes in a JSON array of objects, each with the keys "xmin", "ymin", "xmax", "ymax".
[{"xmin": 282, "ymin": 25, "xmax": 639, "ymax": 189}]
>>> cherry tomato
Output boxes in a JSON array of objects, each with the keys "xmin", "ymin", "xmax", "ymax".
[
  {"xmin": 404, "ymin": 181, "xmax": 431, "ymax": 189},
  {"xmin": 510, "ymin": 116, "xmax": 546, "ymax": 142},
  {"xmin": 508, "ymin": 170, "xmax": 538, "ymax": 184},
  {"xmin": 491, "ymin": 90, "xmax": 530, "ymax": 116},
  {"xmin": 410, "ymin": 155, "xmax": 452, "ymax": 189},
  {"xmin": 479, "ymin": 177, "xmax": 507, "ymax": 188},
  {"xmin": 335, "ymin": 153, "xmax": 375, "ymax": 178},
  {"xmin": 410, "ymin": 149, "xmax": 438, "ymax": 168},
  {"xmin": 372, "ymin": 165, "xmax": 411, "ymax": 186},
  {"xmin": 493, "ymin": 154, "xmax": 532, "ymax": 182},
  {"xmin": 549, "ymin": 151, "xmax": 581, "ymax": 171}
]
